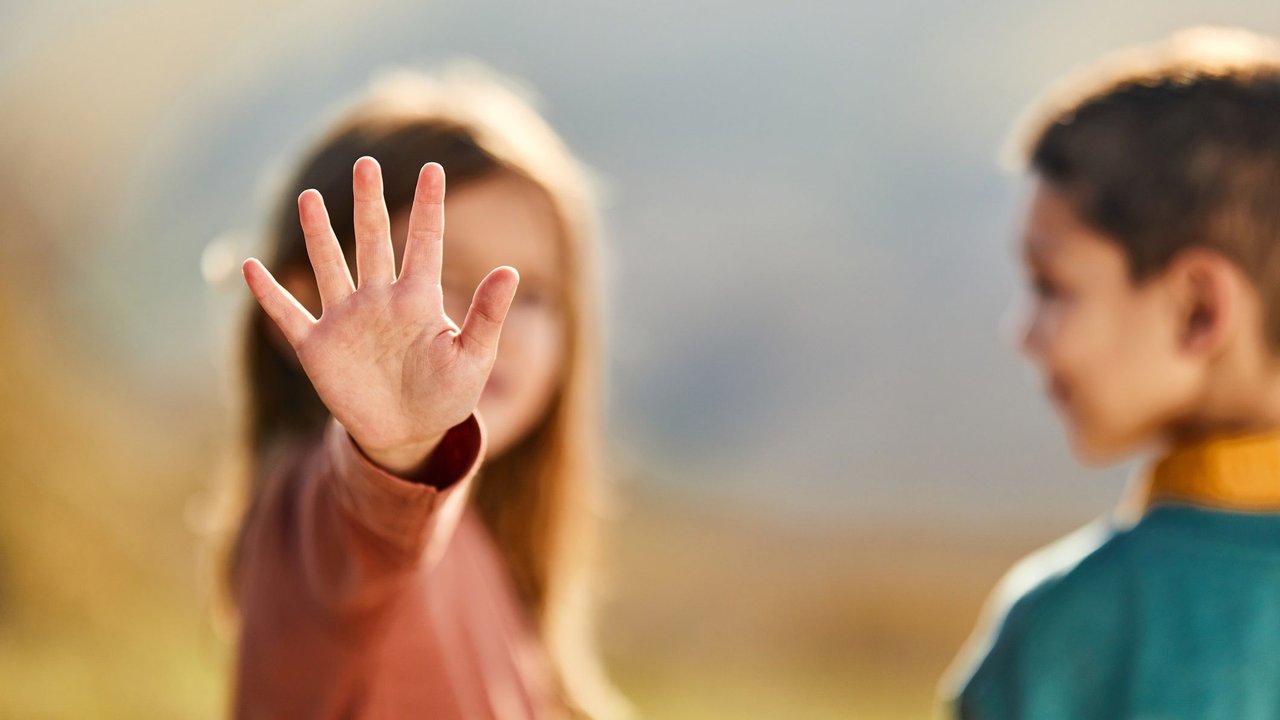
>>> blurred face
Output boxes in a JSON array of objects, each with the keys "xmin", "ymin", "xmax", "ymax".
[
  {"xmin": 390, "ymin": 171, "xmax": 567, "ymax": 458},
  {"xmin": 1013, "ymin": 178, "xmax": 1200, "ymax": 464}
]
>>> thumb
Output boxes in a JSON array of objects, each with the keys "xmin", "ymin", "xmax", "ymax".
[{"xmin": 459, "ymin": 266, "xmax": 520, "ymax": 357}]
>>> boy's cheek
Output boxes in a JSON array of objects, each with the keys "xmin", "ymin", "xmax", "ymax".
[{"xmin": 1070, "ymin": 366, "xmax": 1187, "ymax": 463}]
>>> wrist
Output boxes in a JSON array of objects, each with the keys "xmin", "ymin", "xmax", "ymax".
[{"xmin": 360, "ymin": 433, "xmax": 447, "ymax": 477}]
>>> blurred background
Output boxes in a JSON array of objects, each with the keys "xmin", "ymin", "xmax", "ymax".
[{"xmin": 4, "ymin": 1, "xmax": 1280, "ymax": 718}]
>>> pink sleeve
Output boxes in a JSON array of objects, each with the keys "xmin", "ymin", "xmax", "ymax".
[{"xmin": 284, "ymin": 413, "xmax": 485, "ymax": 617}]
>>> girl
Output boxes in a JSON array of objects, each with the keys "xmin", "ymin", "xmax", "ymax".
[{"xmin": 226, "ymin": 68, "xmax": 626, "ymax": 719}]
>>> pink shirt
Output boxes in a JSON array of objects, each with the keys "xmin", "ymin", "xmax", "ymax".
[{"xmin": 232, "ymin": 414, "xmax": 569, "ymax": 719}]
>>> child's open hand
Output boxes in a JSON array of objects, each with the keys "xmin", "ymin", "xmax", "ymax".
[{"xmin": 241, "ymin": 158, "xmax": 519, "ymax": 475}]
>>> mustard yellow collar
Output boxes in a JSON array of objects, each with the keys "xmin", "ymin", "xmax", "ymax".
[{"xmin": 1137, "ymin": 431, "xmax": 1280, "ymax": 512}]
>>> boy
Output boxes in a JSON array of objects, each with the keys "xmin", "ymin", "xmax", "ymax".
[{"xmin": 942, "ymin": 27, "xmax": 1280, "ymax": 719}]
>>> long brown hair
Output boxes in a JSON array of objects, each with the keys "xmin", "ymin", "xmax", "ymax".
[{"xmin": 220, "ymin": 66, "xmax": 625, "ymax": 718}]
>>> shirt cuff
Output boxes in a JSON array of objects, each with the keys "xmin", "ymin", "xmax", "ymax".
[{"xmin": 322, "ymin": 414, "xmax": 485, "ymax": 554}]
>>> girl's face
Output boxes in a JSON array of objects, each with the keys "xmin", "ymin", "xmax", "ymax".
[
  {"xmin": 389, "ymin": 171, "xmax": 567, "ymax": 458},
  {"xmin": 1013, "ymin": 178, "xmax": 1201, "ymax": 464}
]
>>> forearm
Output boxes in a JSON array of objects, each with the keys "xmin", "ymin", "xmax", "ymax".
[{"xmin": 279, "ymin": 414, "xmax": 485, "ymax": 616}]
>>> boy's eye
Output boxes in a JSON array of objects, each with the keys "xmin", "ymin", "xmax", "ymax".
[{"xmin": 1031, "ymin": 275, "xmax": 1061, "ymax": 300}]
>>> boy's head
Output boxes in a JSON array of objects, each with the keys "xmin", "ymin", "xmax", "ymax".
[{"xmin": 1009, "ymin": 27, "xmax": 1280, "ymax": 462}]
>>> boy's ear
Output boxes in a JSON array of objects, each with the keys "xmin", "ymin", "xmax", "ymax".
[{"xmin": 1167, "ymin": 248, "xmax": 1240, "ymax": 357}]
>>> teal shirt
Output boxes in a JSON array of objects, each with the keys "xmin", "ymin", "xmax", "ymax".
[{"xmin": 954, "ymin": 505, "xmax": 1280, "ymax": 719}]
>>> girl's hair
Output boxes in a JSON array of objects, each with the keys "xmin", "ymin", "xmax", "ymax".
[{"xmin": 221, "ymin": 65, "xmax": 624, "ymax": 718}]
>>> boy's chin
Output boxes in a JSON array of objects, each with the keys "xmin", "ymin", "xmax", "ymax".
[{"xmin": 1064, "ymin": 425, "xmax": 1145, "ymax": 467}]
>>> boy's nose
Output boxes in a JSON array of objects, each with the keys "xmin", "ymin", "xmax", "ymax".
[{"xmin": 999, "ymin": 300, "xmax": 1034, "ymax": 356}]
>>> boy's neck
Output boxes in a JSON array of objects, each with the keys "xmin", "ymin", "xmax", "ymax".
[
  {"xmin": 1130, "ymin": 369, "xmax": 1280, "ymax": 513},
  {"xmin": 1164, "ymin": 417, "xmax": 1280, "ymax": 448},
  {"xmin": 1161, "ymin": 365, "xmax": 1280, "ymax": 449}
]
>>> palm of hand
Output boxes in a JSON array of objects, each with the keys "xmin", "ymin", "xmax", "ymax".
[{"xmin": 242, "ymin": 157, "xmax": 518, "ymax": 473}]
